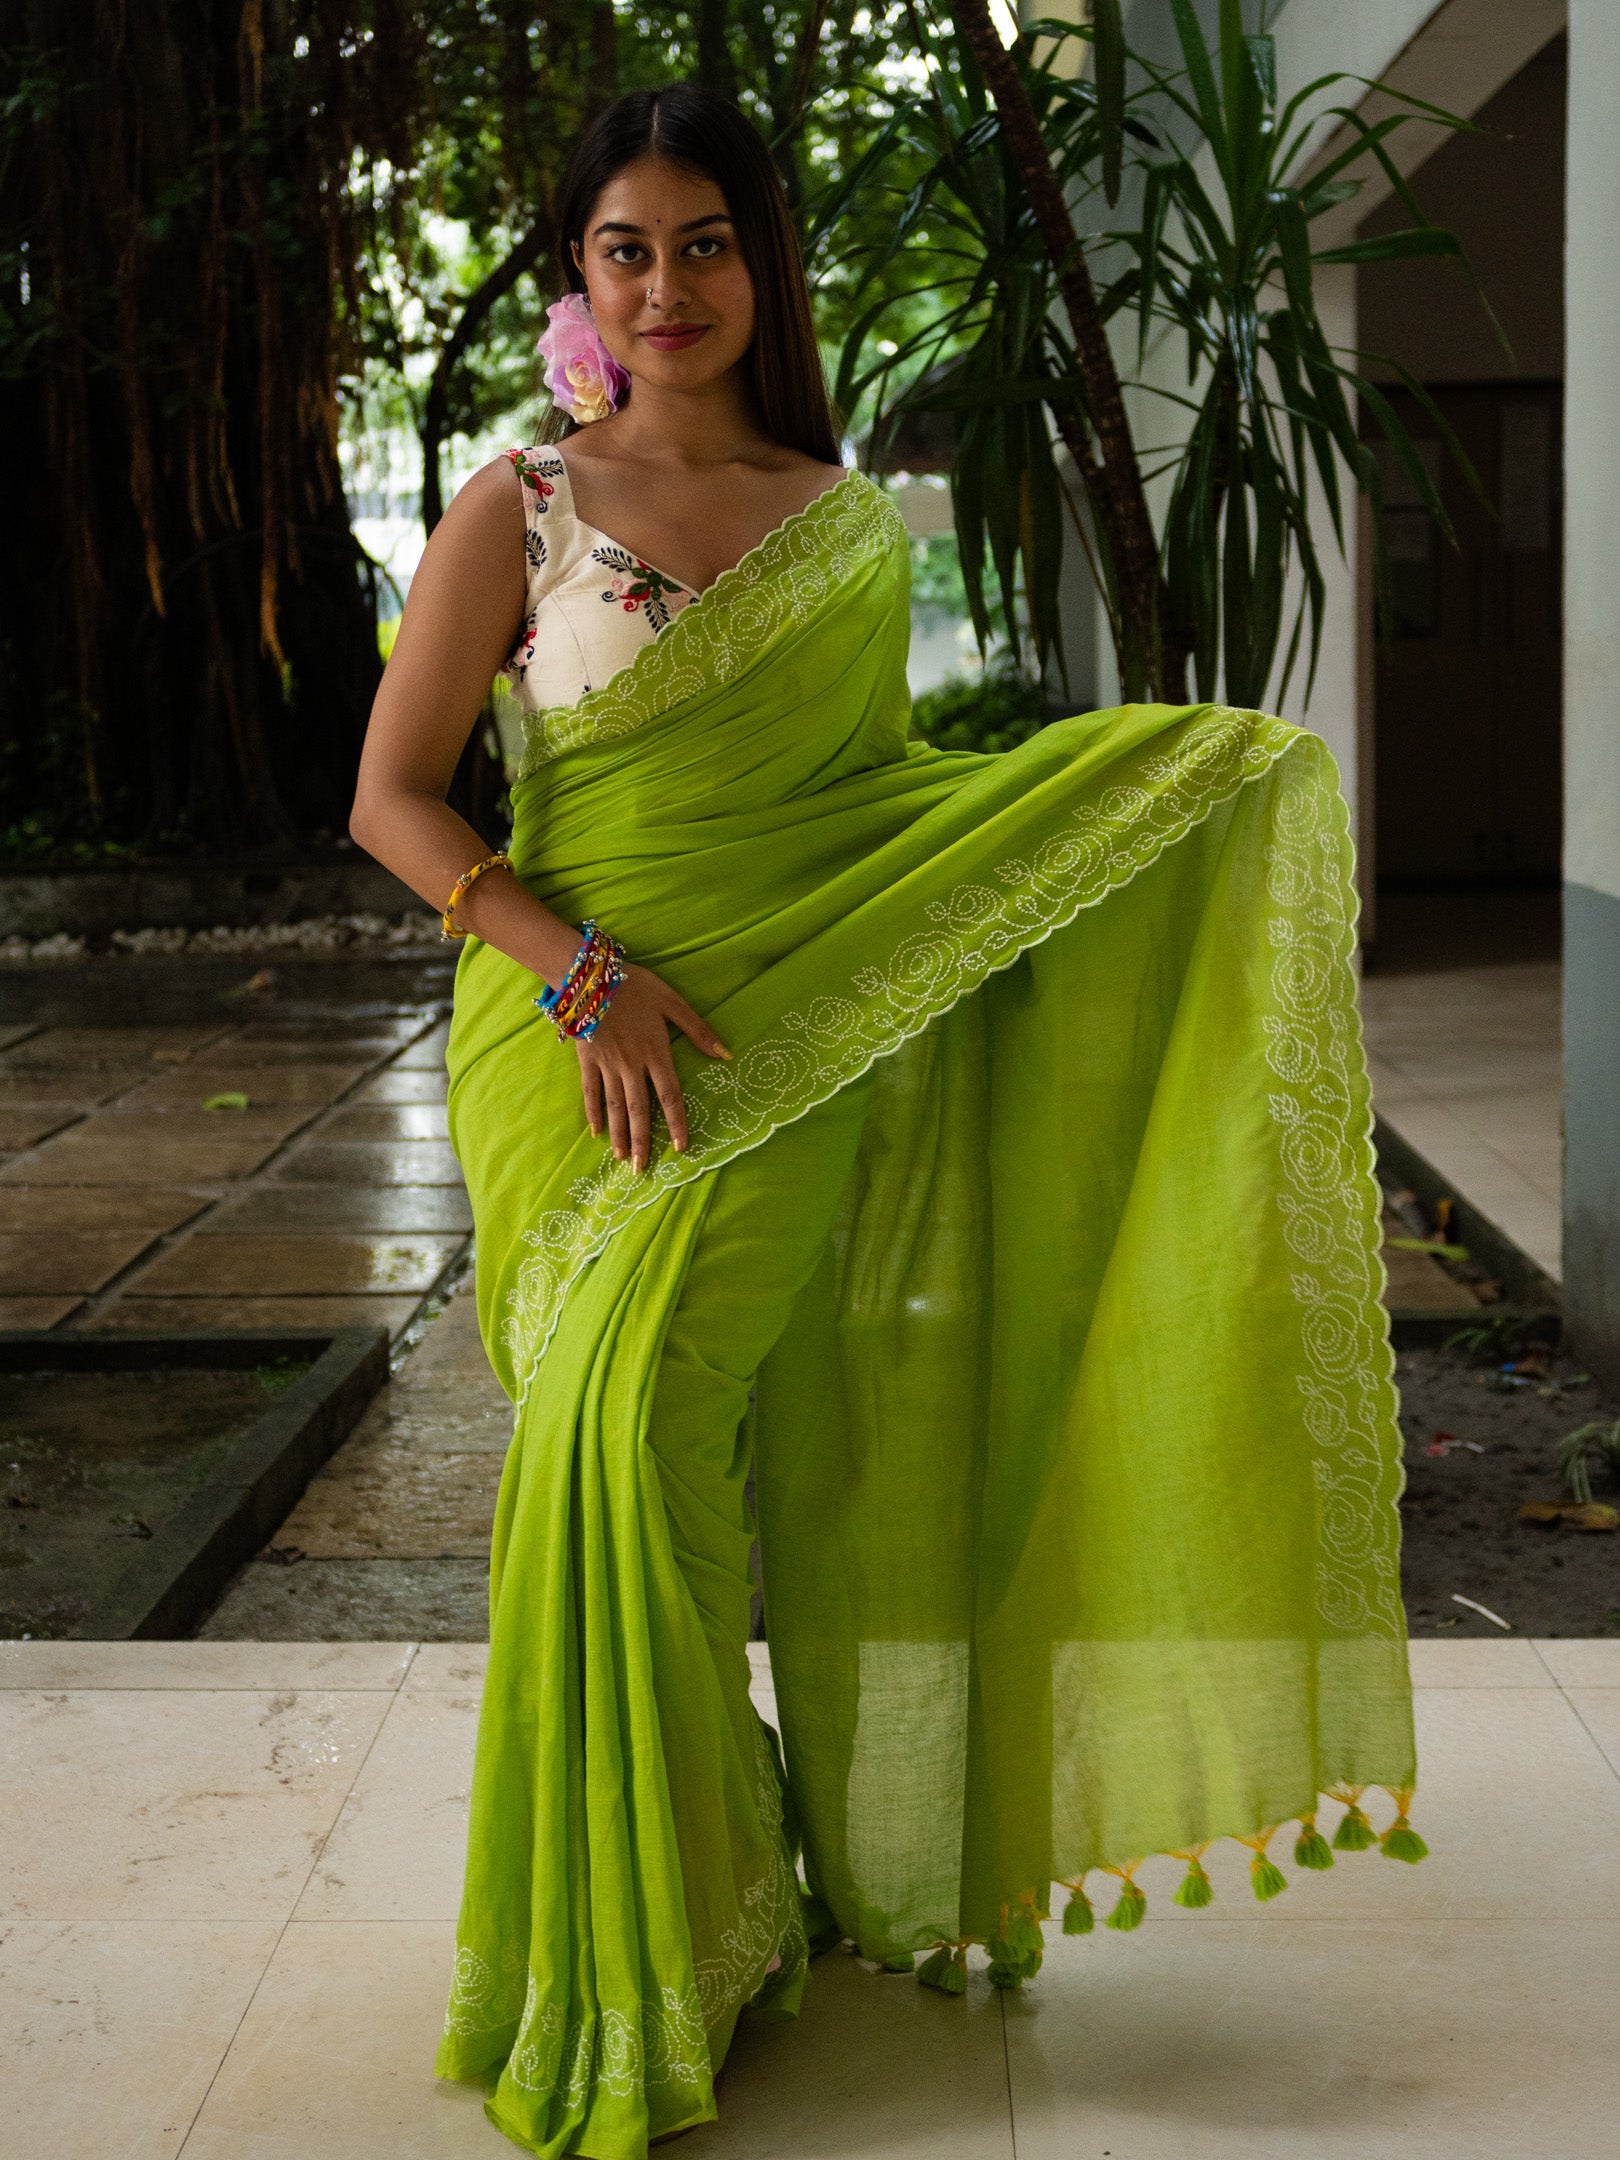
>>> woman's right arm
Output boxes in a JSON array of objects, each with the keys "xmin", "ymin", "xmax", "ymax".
[{"xmin": 349, "ymin": 459, "xmax": 728, "ymax": 1172}]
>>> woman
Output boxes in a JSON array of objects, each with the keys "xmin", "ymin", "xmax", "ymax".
[{"xmin": 352, "ymin": 83, "xmax": 1422, "ymax": 2160}]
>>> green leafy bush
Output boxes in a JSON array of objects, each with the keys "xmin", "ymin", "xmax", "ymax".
[{"xmin": 910, "ymin": 666, "xmax": 1054, "ymax": 755}]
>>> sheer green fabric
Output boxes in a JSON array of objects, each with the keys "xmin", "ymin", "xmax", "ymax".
[{"xmin": 436, "ymin": 472, "xmax": 1417, "ymax": 2158}]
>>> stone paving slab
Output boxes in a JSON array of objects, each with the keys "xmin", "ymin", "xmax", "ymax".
[
  {"xmin": 0, "ymin": 1294, "xmax": 84, "ymax": 1328},
  {"xmin": 266, "ymin": 1138, "xmax": 464, "ymax": 1185},
  {"xmin": 0, "ymin": 1001, "xmax": 467, "ymax": 1342},
  {"xmin": 0, "ymin": 1229, "xmax": 159, "ymax": 1296},
  {"xmin": 0, "ymin": 1068, "xmax": 151, "ymax": 1104},
  {"xmin": 82, "ymin": 1293, "xmax": 425, "ymax": 1336},
  {"xmin": 130, "ymin": 1231, "xmax": 466, "ymax": 1297},
  {"xmin": 0, "ymin": 1105, "xmax": 80, "ymax": 1150},
  {"xmin": 196, "ymin": 1183, "xmax": 474, "ymax": 1234},
  {"xmin": 1, "ymin": 1126, "xmax": 285, "ymax": 1186},
  {"xmin": 199, "ymin": 1279, "xmax": 505, "ymax": 1637},
  {"xmin": 125, "ymin": 1061, "xmax": 370, "ymax": 1106},
  {"xmin": 319, "ymin": 1101, "xmax": 452, "ymax": 1140},
  {"xmin": 0, "ymin": 1187, "xmax": 209, "ymax": 1233},
  {"xmin": 354, "ymin": 1068, "xmax": 458, "ymax": 1103}
]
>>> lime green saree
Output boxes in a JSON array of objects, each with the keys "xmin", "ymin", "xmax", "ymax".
[{"xmin": 437, "ymin": 472, "xmax": 1419, "ymax": 2158}]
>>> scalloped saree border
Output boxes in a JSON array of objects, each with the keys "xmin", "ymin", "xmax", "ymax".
[{"xmin": 512, "ymin": 468, "xmax": 903, "ymax": 777}]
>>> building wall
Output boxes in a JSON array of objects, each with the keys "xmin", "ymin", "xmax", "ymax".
[{"xmin": 1359, "ymin": 37, "xmax": 1566, "ymax": 385}]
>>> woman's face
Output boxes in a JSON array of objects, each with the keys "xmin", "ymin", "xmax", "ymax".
[{"xmin": 573, "ymin": 153, "xmax": 755, "ymax": 395}]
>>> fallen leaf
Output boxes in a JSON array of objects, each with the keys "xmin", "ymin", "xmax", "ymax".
[
  {"xmin": 1566, "ymin": 1502, "xmax": 1620, "ymax": 1533},
  {"xmin": 1517, "ymin": 1500, "xmax": 1620, "ymax": 1531},
  {"xmin": 203, "ymin": 1091, "xmax": 250, "ymax": 1112}
]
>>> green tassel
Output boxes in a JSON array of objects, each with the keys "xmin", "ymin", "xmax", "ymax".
[
  {"xmin": 1173, "ymin": 1858, "xmax": 1214, "ymax": 1908},
  {"xmin": 995, "ymin": 1904, "xmax": 1044, "ymax": 1970},
  {"xmin": 1332, "ymin": 1804, "xmax": 1378, "ymax": 1853},
  {"xmin": 880, "ymin": 1951, "xmax": 916, "ymax": 1973},
  {"xmin": 1249, "ymin": 1855, "xmax": 1288, "ymax": 1902},
  {"xmin": 1105, "ymin": 1879, "xmax": 1146, "ymax": 1931},
  {"xmin": 1061, "ymin": 1887, "xmax": 1094, "ymax": 1935},
  {"xmin": 986, "ymin": 1959, "xmax": 1023, "ymax": 1990},
  {"xmin": 917, "ymin": 1946, "xmax": 966, "ymax": 1996},
  {"xmin": 1380, "ymin": 1820, "xmax": 1430, "ymax": 1864},
  {"xmin": 1293, "ymin": 1826, "xmax": 1335, "ymax": 1871}
]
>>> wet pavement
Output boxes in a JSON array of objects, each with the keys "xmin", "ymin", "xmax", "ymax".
[
  {"xmin": 0, "ymin": 1002, "xmax": 468, "ymax": 1337},
  {"xmin": 196, "ymin": 1278, "xmax": 502, "ymax": 1641}
]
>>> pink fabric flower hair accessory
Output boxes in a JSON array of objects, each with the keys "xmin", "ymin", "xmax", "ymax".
[{"xmin": 538, "ymin": 293, "xmax": 629, "ymax": 425}]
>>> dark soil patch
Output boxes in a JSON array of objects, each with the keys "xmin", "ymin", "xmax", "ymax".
[
  {"xmin": 0, "ymin": 1362, "xmax": 310, "ymax": 1636},
  {"xmin": 1397, "ymin": 1339, "xmax": 1620, "ymax": 1637}
]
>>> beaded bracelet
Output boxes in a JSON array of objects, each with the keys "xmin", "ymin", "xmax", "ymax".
[
  {"xmin": 534, "ymin": 920, "xmax": 629, "ymax": 1041},
  {"xmin": 441, "ymin": 850, "xmax": 513, "ymax": 940}
]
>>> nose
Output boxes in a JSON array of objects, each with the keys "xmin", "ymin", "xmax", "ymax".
[{"xmin": 643, "ymin": 246, "xmax": 690, "ymax": 314}]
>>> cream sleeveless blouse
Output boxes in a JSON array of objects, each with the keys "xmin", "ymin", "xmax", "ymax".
[{"xmin": 501, "ymin": 445, "xmax": 698, "ymax": 713}]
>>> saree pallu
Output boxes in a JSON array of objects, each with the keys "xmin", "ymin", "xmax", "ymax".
[{"xmin": 437, "ymin": 475, "xmax": 1418, "ymax": 2159}]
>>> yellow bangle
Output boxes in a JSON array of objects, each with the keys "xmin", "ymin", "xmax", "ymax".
[{"xmin": 441, "ymin": 850, "xmax": 512, "ymax": 940}]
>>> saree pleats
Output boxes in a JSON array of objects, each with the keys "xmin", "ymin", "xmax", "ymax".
[{"xmin": 439, "ymin": 474, "xmax": 1418, "ymax": 2155}]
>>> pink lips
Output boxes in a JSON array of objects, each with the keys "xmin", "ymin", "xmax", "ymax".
[{"xmin": 642, "ymin": 324, "xmax": 710, "ymax": 351}]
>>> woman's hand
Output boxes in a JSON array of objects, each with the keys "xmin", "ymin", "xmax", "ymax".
[{"xmin": 575, "ymin": 964, "xmax": 730, "ymax": 1171}]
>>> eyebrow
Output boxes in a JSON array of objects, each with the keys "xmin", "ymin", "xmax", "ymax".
[{"xmin": 590, "ymin": 211, "xmax": 735, "ymax": 238}]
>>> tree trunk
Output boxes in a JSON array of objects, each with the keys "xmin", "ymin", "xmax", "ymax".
[
  {"xmin": 953, "ymin": 0, "xmax": 1188, "ymax": 702},
  {"xmin": 1, "ymin": 0, "xmax": 388, "ymax": 854}
]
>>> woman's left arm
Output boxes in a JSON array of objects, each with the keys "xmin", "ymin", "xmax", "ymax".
[{"xmin": 350, "ymin": 460, "xmax": 729, "ymax": 1172}]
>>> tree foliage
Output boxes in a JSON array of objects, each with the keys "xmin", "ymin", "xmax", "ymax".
[
  {"xmin": 0, "ymin": 1, "xmax": 939, "ymax": 857},
  {"xmin": 827, "ymin": 0, "xmax": 1491, "ymax": 708}
]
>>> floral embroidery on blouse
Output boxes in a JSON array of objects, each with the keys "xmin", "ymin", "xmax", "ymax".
[
  {"xmin": 504, "ymin": 448, "xmax": 558, "ymax": 684},
  {"xmin": 591, "ymin": 544, "xmax": 695, "ymax": 632}
]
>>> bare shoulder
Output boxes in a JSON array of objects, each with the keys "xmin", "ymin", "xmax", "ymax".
[
  {"xmin": 772, "ymin": 452, "xmax": 853, "ymax": 515},
  {"xmin": 438, "ymin": 453, "xmax": 528, "ymax": 542}
]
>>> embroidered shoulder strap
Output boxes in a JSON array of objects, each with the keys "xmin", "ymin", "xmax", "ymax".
[{"xmin": 502, "ymin": 446, "xmax": 569, "ymax": 687}]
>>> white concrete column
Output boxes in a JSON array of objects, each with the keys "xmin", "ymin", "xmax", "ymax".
[{"xmin": 1562, "ymin": 0, "xmax": 1620, "ymax": 1371}]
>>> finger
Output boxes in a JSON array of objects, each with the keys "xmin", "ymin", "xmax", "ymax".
[
  {"xmin": 601, "ymin": 1076, "xmax": 629, "ymax": 1162},
  {"xmin": 649, "ymin": 1048, "xmax": 688, "ymax": 1153},
  {"xmin": 624, "ymin": 1065, "xmax": 652, "ymax": 1174},
  {"xmin": 577, "ymin": 1050, "xmax": 604, "ymax": 1137},
  {"xmin": 664, "ymin": 994, "xmax": 731, "ymax": 1062}
]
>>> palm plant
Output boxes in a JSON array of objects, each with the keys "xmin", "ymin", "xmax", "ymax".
[{"xmin": 815, "ymin": 0, "xmax": 1492, "ymax": 707}]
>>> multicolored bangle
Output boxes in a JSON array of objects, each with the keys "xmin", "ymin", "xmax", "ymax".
[
  {"xmin": 441, "ymin": 850, "xmax": 512, "ymax": 940},
  {"xmin": 534, "ymin": 920, "xmax": 628, "ymax": 1041}
]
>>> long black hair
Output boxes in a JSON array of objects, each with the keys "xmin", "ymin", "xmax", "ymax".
[{"xmin": 550, "ymin": 85, "xmax": 840, "ymax": 465}]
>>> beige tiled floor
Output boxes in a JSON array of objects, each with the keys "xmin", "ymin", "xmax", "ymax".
[
  {"xmin": 4, "ymin": 1637, "xmax": 1617, "ymax": 2159},
  {"xmin": 1361, "ymin": 961, "xmax": 1561, "ymax": 1281}
]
